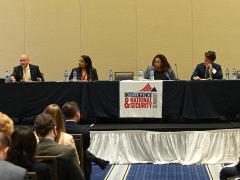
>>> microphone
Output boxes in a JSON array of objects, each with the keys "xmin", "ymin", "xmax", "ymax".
[
  {"xmin": 89, "ymin": 67, "xmax": 92, "ymax": 81},
  {"xmin": 174, "ymin": 63, "xmax": 179, "ymax": 80}
]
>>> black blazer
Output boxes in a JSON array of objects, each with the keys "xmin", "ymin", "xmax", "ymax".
[
  {"xmin": 191, "ymin": 63, "xmax": 223, "ymax": 80},
  {"xmin": 11, "ymin": 64, "xmax": 43, "ymax": 82},
  {"xmin": 65, "ymin": 120, "xmax": 90, "ymax": 151},
  {"xmin": 69, "ymin": 67, "xmax": 98, "ymax": 81}
]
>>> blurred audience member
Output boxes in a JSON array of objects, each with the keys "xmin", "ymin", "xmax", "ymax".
[
  {"xmin": 0, "ymin": 131, "xmax": 26, "ymax": 180},
  {"xmin": 44, "ymin": 104, "xmax": 79, "ymax": 163},
  {"xmin": 34, "ymin": 113, "xmax": 84, "ymax": 180},
  {"xmin": 0, "ymin": 112, "xmax": 14, "ymax": 136},
  {"xmin": 62, "ymin": 101, "xmax": 109, "ymax": 180},
  {"xmin": 7, "ymin": 126, "xmax": 50, "ymax": 180},
  {"xmin": 0, "ymin": 131, "xmax": 11, "ymax": 160}
]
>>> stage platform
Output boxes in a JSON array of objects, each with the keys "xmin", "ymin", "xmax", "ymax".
[
  {"xmin": 88, "ymin": 121, "xmax": 240, "ymax": 132},
  {"xmin": 86, "ymin": 120, "xmax": 240, "ymax": 165}
]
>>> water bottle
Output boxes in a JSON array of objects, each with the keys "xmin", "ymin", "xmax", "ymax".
[
  {"xmin": 72, "ymin": 70, "xmax": 77, "ymax": 81},
  {"xmin": 150, "ymin": 70, "xmax": 154, "ymax": 81},
  {"xmin": 226, "ymin": 67, "xmax": 229, "ymax": 80},
  {"xmin": 232, "ymin": 68, "xmax": 237, "ymax": 80},
  {"xmin": 109, "ymin": 69, "xmax": 113, "ymax": 81},
  {"xmin": 4, "ymin": 71, "xmax": 10, "ymax": 83},
  {"xmin": 137, "ymin": 70, "xmax": 143, "ymax": 80},
  {"xmin": 64, "ymin": 69, "xmax": 69, "ymax": 82}
]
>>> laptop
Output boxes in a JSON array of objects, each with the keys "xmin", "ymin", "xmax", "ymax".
[{"xmin": 0, "ymin": 78, "xmax": 5, "ymax": 83}]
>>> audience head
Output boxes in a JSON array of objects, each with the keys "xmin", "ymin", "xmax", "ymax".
[
  {"xmin": 204, "ymin": 51, "xmax": 216, "ymax": 63},
  {"xmin": 0, "ymin": 112, "xmax": 14, "ymax": 136},
  {"xmin": 79, "ymin": 55, "xmax": 93, "ymax": 69},
  {"xmin": 62, "ymin": 101, "xmax": 80, "ymax": 122},
  {"xmin": 0, "ymin": 132, "xmax": 11, "ymax": 160},
  {"xmin": 44, "ymin": 104, "xmax": 65, "ymax": 142},
  {"xmin": 7, "ymin": 126, "xmax": 36, "ymax": 167},
  {"xmin": 19, "ymin": 54, "xmax": 30, "ymax": 68},
  {"xmin": 34, "ymin": 113, "xmax": 56, "ymax": 139},
  {"xmin": 152, "ymin": 54, "xmax": 171, "ymax": 71}
]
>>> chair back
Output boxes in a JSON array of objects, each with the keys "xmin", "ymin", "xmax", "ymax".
[
  {"xmin": 25, "ymin": 172, "xmax": 37, "ymax": 180},
  {"xmin": 114, "ymin": 72, "xmax": 134, "ymax": 81},
  {"xmin": 35, "ymin": 156, "xmax": 58, "ymax": 180},
  {"xmin": 71, "ymin": 134, "xmax": 85, "ymax": 172},
  {"xmin": 227, "ymin": 176, "xmax": 240, "ymax": 180}
]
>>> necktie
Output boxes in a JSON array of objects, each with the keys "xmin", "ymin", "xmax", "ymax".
[
  {"xmin": 23, "ymin": 68, "xmax": 30, "ymax": 81},
  {"xmin": 205, "ymin": 67, "xmax": 212, "ymax": 80}
]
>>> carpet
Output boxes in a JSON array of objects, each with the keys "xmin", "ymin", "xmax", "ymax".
[{"xmin": 91, "ymin": 163, "xmax": 226, "ymax": 180}]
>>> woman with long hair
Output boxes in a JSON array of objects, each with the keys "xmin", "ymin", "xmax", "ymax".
[
  {"xmin": 144, "ymin": 54, "xmax": 176, "ymax": 80},
  {"xmin": 43, "ymin": 104, "xmax": 79, "ymax": 162},
  {"xmin": 7, "ymin": 126, "xmax": 49, "ymax": 180},
  {"xmin": 69, "ymin": 55, "xmax": 98, "ymax": 81}
]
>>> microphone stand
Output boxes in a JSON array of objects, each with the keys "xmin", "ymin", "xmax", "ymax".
[
  {"xmin": 89, "ymin": 67, "xmax": 92, "ymax": 82},
  {"xmin": 175, "ymin": 63, "xmax": 179, "ymax": 80}
]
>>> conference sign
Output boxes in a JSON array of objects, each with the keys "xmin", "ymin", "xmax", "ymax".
[{"xmin": 120, "ymin": 81, "xmax": 163, "ymax": 118}]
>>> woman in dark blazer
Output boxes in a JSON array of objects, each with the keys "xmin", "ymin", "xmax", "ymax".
[
  {"xmin": 144, "ymin": 54, "xmax": 176, "ymax": 80},
  {"xmin": 69, "ymin": 55, "xmax": 98, "ymax": 81}
]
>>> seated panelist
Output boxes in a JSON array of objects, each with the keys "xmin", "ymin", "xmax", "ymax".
[
  {"xmin": 191, "ymin": 51, "xmax": 223, "ymax": 80},
  {"xmin": 69, "ymin": 55, "xmax": 98, "ymax": 81},
  {"xmin": 10, "ymin": 54, "xmax": 43, "ymax": 82},
  {"xmin": 144, "ymin": 54, "xmax": 176, "ymax": 80}
]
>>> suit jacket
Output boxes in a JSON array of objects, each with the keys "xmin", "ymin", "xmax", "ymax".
[
  {"xmin": 0, "ymin": 160, "xmax": 26, "ymax": 180},
  {"xmin": 144, "ymin": 65, "xmax": 176, "ymax": 80},
  {"xmin": 11, "ymin": 64, "xmax": 43, "ymax": 82},
  {"xmin": 69, "ymin": 67, "xmax": 98, "ymax": 81},
  {"xmin": 65, "ymin": 120, "xmax": 90, "ymax": 151},
  {"xmin": 36, "ymin": 138, "xmax": 84, "ymax": 180},
  {"xmin": 191, "ymin": 63, "xmax": 223, "ymax": 80}
]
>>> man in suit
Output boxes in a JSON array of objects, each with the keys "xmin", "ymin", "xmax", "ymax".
[
  {"xmin": 62, "ymin": 101, "xmax": 109, "ymax": 180},
  {"xmin": 10, "ymin": 54, "xmax": 43, "ymax": 82},
  {"xmin": 191, "ymin": 51, "xmax": 223, "ymax": 80},
  {"xmin": 34, "ymin": 113, "xmax": 84, "ymax": 180},
  {"xmin": 0, "ymin": 132, "xmax": 26, "ymax": 180}
]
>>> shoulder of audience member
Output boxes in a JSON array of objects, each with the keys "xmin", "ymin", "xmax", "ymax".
[
  {"xmin": 60, "ymin": 132, "xmax": 74, "ymax": 143},
  {"xmin": 75, "ymin": 124, "xmax": 89, "ymax": 132},
  {"xmin": 0, "ymin": 160, "xmax": 27, "ymax": 177}
]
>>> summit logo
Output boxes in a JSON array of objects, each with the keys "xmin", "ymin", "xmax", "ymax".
[{"xmin": 124, "ymin": 83, "xmax": 158, "ymax": 109}]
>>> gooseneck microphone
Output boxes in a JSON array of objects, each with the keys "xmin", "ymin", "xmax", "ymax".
[
  {"xmin": 175, "ymin": 63, "xmax": 179, "ymax": 80},
  {"xmin": 89, "ymin": 67, "xmax": 92, "ymax": 81}
]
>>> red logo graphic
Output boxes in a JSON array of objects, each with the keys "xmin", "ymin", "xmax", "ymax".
[
  {"xmin": 124, "ymin": 83, "xmax": 158, "ymax": 109},
  {"xmin": 140, "ymin": 83, "xmax": 152, "ymax": 92}
]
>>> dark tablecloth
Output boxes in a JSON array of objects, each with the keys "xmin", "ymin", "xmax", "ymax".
[{"xmin": 0, "ymin": 80, "xmax": 240, "ymax": 124}]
